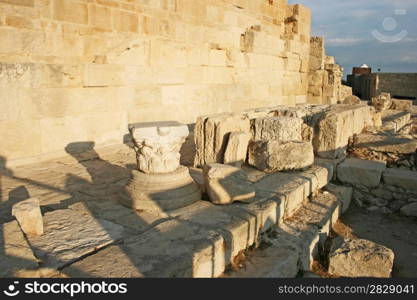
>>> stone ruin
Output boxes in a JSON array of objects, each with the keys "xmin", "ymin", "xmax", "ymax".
[{"xmin": 0, "ymin": 0, "xmax": 416, "ymax": 279}]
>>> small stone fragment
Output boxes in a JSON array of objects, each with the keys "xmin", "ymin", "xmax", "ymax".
[
  {"xmin": 224, "ymin": 131, "xmax": 250, "ymax": 167},
  {"xmin": 203, "ymin": 163, "xmax": 255, "ymax": 205},
  {"xmin": 12, "ymin": 197, "xmax": 44, "ymax": 236}
]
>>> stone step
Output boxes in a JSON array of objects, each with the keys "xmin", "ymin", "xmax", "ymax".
[
  {"xmin": 251, "ymin": 164, "xmax": 333, "ymax": 221},
  {"xmin": 352, "ymin": 134, "xmax": 417, "ymax": 155},
  {"xmin": 62, "ymin": 164, "xmax": 334, "ymax": 278},
  {"xmin": 276, "ymin": 191, "xmax": 340, "ymax": 271},
  {"xmin": 383, "ymin": 168, "xmax": 417, "ymax": 193},
  {"xmin": 227, "ymin": 191, "xmax": 342, "ymax": 277},
  {"xmin": 382, "ymin": 110, "xmax": 411, "ymax": 132}
]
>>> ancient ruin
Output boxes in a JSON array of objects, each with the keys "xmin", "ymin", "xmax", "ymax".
[{"xmin": 0, "ymin": 0, "xmax": 416, "ymax": 279}]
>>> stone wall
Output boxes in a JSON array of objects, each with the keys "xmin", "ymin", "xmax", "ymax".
[
  {"xmin": 0, "ymin": 0, "xmax": 317, "ymax": 166},
  {"xmin": 375, "ymin": 73, "xmax": 417, "ymax": 100},
  {"xmin": 351, "ymin": 73, "xmax": 417, "ymax": 101},
  {"xmin": 307, "ymin": 37, "xmax": 348, "ymax": 104}
]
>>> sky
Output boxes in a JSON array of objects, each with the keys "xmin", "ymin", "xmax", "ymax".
[{"xmin": 288, "ymin": 0, "xmax": 417, "ymax": 78}]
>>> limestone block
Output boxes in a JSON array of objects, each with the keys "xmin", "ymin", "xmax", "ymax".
[
  {"xmin": 0, "ymin": 0, "xmax": 34, "ymax": 7},
  {"xmin": 27, "ymin": 208, "xmax": 123, "ymax": 269},
  {"xmin": 112, "ymin": 10, "xmax": 138, "ymax": 33},
  {"xmin": 203, "ymin": 163, "xmax": 255, "ymax": 205},
  {"xmin": 391, "ymin": 99, "xmax": 413, "ymax": 111},
  {"xmin": 291, "ymin": 192, "xmax": 340, "ymax": 246},
  {"xmin": 84, "ymin": 64, "xmax": 125, "ymax": 87},
  {"xmin": 329, "ymin": 239, "xmax": 394, "ymax": 278},
  {"xmin": 171, "ymin": 201, "xmax": 257, "ymax": 262},
  {"xmin": 324, "ymin": 184, "xmax": 352, "ymax": 214},
  {"xmin": 383, "ymin": 168, "xmax": 417, "ymax": 193},
  {"xmin": 194, "ymin": 113, "xmax": 250, "ymax": 167},
  {"xmin": 224, "ymin": 131, "xmax": 250, "ymax": 167},
  {"xmin": 372, "ymin": 93, "xmax": 392, "ymax": 111},
  {"xmin": 12, "ymin": 197, "xmax": 43, "ymax": 236},
  {"xmin": 313, "ymin": 105, "xmax": 371, "ymax": 159},
  {"xmin": 337, "ymin": 158, "xmax": 386, "ymax": 188},
  {"xmin": 342, "ymin": 95, "xmax": 361, "ymax": 105},
  {"xmin": 129, "ymin": 121, "xmax": 189, "ymax": 174},
  {"xmin": 352, "ymin": 134, "xmax": 417, "ymax": 154},
  {"xmin": 372, "ymin": 110, "xmax": 383, "ymax": 127},
  {"xmin": 382, "ymin": 110, "xmax": 411, "ymax": 132},
  {"xmin": 0, "ymin": 221, "xmax": 39, "ymax": 277},
  {"xmin": 252, "ymin": 117, "xmax": 303, "ymax": 142},
  {"xmin": 248, "ymin": 140, "xmax": 314, "ymax": 173},
  {"xmin": 122, "ymin": 166, "xmax": 201, "ymax": 212},
  {"xmin": 228, "ymin": 244, "xmax": 299, "ymax": 278},
  {"xmin": 53, "ymin": 0, "xmax": 88, "ymax": 24}
]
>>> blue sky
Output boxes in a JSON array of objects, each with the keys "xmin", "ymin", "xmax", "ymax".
[{"xmin": 288, "ymin": 0, "xmax": 417, "ymax": 77}]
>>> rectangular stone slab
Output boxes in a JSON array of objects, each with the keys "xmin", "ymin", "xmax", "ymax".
[
  {"xmin": 0, "ymin": 221, "xmax": 39, "ymax": 277},
  {"xmin": 383, "ymin": 168, "xmax": 417, "ymax": 192},
  {"xmin": 352, "ymin": 134, "xmax": 417, "ymax": 154},
  {"xmin": 27, "ymin": 208, "xmax": 123, "ymax": 269},
  {"xmin": 62, "ymin": 219, "xmax": 225, "ymax": 278},
  {"xmin": 337, "ymin": 158, "xmax": 386, "ymax": 188}
]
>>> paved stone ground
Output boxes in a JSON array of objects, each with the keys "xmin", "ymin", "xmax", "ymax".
[{"xmin": 0, "ymin": 144, "xmax": 139, "ymax": 227}]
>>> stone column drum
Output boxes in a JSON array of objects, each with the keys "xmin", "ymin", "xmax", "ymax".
[{"xmin": 120, "ymin": 121, "xmax": 201, "ymax": 212}]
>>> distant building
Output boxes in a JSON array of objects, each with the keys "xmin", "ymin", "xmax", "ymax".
[{"xmin": 347, "ymin": 66, "xmax": 417, "ymax": 100}]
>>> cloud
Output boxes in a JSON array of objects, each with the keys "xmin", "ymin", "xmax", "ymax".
[
  {"xmin": 327, "ymin": 37, "xmax": 366, "ymax": 46},
  {"xmin": 288, "ymin": 0, "xmax": 417, "ymax": 75}
]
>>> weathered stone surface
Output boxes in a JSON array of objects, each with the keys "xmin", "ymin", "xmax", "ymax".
[
  {"xmin": 383, "ymin": 168, "xmax": 417, "ymax": 192},
  {"xmin": 328, "ymin": 238, "xmax": 394, "ymax": 278},
  {"xmin": 313, "ymin": 105, "xmax": 372, "ymax": 158},
  {"xmin": 12, "ymin": 197, "xmax": 43, "ymax": 236},
  {"xmin": 171, "ymin": 201, "xmax": 258, "ymax": 261},
  {"xmin": 337, "ymin": 158, "xmax": 386, "ymax": 188},
  {"xmin": 0, "ymin": 221, "xmax": 39, "ymax": 277},
  {"xmin": 63, "ymin": 219, "xmax": 226, "ymax": 278},
  {"xmin": 254, "ymin": 165, "xmax": 332, "ymax": 219},
  {"xmin": 372, "ymin": 93, "xmax": 392, "ymax": 111},
  {"xmin": 290, "ymin": 192, "xmax": 340, "ymax": 241},
  {"xmin": 314, "ymin": 157, "xmax": 344, "ymax": 180},
  {"xmin": 248, "ymin": 140, "xmax": 314, "ymax": 173},
  {"xmin": 228, "ymin": 244, "xmax": 299, "ymax": 278},
  {"xmin": 382, "ymin": 110, "xmax": 411, "ymax": 132},
  {"xmin": 121, "ymin": 166, "xmax": 201, "ymax": 212},
  {"xmin": 194, "ymin": 113, "xmax": 250, "ymax": 167},
  {"xmin": 391, "ymin": 99, "xmax": 413, "ymax": 111},
  {"xmin": 342, "ymin": 95, "xmax": 361, "ymax": 105},
  {"xmin": 203, "ymin": 163, "xmax": 255, "ymax": 205},
  {"xmin": 224, "ymin": 131, "xmax": 250, "ymax": 167},
  {"xmin": 324, "ymin": 184, "xmax": 352, "ymax": 214},
  {"xmin": 274, "ymin": 222, "xmax": 319, "ymax": 271},
  {"xmin": 352, "ymin": 134, "xmax": 417, "ymax": 154},
  {"xmin": 252, "ymin": 116, "xmax": 303, "ymax": 142},
  {"xmin": 129, "ymin": 121, "xmax": 189, "ymax": 174},
  {"xmin": 400, "ymin": 203, "xmax": 417, "ymax": 217},
  {"xmin": 27, "ymin": 208, "xmax": 124, "ymax": 269}
]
